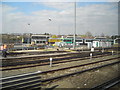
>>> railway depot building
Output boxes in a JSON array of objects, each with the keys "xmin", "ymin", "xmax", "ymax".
[
  {"xmin": 31, "ymin": 35, "xmax": 114, "ymax": 48},
  {"xmin": 48, "ymin": 38, "xmax": 62, "ymax": 45},
  {"xmin": 114, "ymin": 38, "xmax": 120, "ymax": 44},
  {"xmin": 31, "ymin": 34, "xmax": 50, "ymax": 45},
  {"xmin": 92, "ymin": 37, "xmax": 114, "ymax": 48}
]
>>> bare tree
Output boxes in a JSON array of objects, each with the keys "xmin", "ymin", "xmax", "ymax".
[
  {"xmin": 100, "ymin": 33, "xmax": 105, "ymax": 37},
  {"xmin": 85, "ymin": 31, "xmax": 93, "ymax": 37}
]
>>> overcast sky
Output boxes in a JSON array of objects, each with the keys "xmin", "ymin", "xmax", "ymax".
[{"xmin": 1, "ymin": 1, "xmax": 118, "ymax": 36}]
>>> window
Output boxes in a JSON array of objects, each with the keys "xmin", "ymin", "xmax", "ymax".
[
  {"xmin": 75, "ymin": 40, "xmax": 83, "ymax": 42},
  {"xmin": 36, "ymin": 41, "xmax": 40, "ymax": 43},
  {"xmin": 64, "ymin": 40, "xmax": 72, "ymax": 42},
  {"xmin": 86, "ymin": 40, "xmax": 92, "ymax": 42},
  {"xmin": 32, "ymin": 36, "xmax": 47, "ymax": 39}
]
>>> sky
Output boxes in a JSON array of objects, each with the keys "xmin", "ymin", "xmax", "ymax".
[{"xmin": 1, "ymin": 1, "xmax": 119, "ymax": 36}]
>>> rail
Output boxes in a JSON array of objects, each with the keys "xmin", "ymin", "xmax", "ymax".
[
  {"xmin": 1, "ymin": 52, "xmax": 114, "ymax": 71},
  {"xmin": 1, "ymin": 71, "xmax": 42, "ymax": 89},
  {"xmin": 90, "ymin": 76, "xmax": 120, "ymax": 90},
  {"xmin": 1, "ymin": 60, "xmax": 120, "ymax": 89}
]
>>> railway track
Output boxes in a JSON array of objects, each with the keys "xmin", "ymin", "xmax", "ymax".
[
  {"xmin": 90, "ymin": 76, "xmax": 120, "ymax": 90},
  {"xmin": 1, "ymin": 52, "xmax": 115, "ymax": 71},
  {"xmin": 7, "ymin": 47, "xmax": 113, "ymax": 56},
  {"xmin": 33, "ymin": 56, "xmax": 119, "ymax": 80},
  {"xmin": 1, "ymin": 56, "xmax": 119, "ymax": 89},
  {"xmin": 2, "ymin": 51, "xmax": 113, "ymax": 62}
]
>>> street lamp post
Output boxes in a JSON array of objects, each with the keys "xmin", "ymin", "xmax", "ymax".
[
  {"xmin": 58, "ymin": 25, "xmax": 60, "ymax": 35},
  {"xmin": 73, "ymin": 2, "xmax": 76, "ymax": 49},
  {"xmin": 48, "ymin": 18, "xmax": 52, "ymax": 46},
  {"xmin": 27, "ymin": 23, "xmax": 30, "ymax": 45},
  {"xmin": 49, "ymin": 18, "xmax": 61, "ymax": 35},
  {"xmin": 22, "ymin": 34, "xmax": 24, "ymax": 50}
]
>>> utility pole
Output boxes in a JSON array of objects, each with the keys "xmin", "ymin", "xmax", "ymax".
[{"xmin": 73, "ymin": 2, "xmax": 76, "ymax": 49}]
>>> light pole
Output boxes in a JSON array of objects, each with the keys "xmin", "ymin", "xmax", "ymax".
[
  {"xmin": 27, "ymin": 23, "xmax": 30, "ymax": 45},
  {"xmin": 49, "ymin": 18, "xmax": 60, "ymax": 35},
  {"xmin": 73, "ymin": 2, "xmax": 76, "ymax": 49},
  {"xmin": 58, "ymin": 25, "xmax": 61, "ymax": 35},
  {"xmin": 48, "ymin": 18, "xmax": 52, "ymax": 46},
  {"xmin": 22, "ymin": 34, "xmax": 24, "ymax": 50}
]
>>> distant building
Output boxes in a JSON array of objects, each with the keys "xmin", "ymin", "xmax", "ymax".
[
  {"xmin": 22, "ymin": 37, "xmax": 31, "ymax": 44},
  {"xmin": 94, "ymin": 37, "xmax": 107, "ymax": 40},
  {"xmin": 92, "ymin": 37, "xmax": 113, "ymax": 48},
  {"xmin": 31, "ymin": 34, "xmax": 50, "ymax": 44},
  {"xmin": 48, "ymin": 38, "xmax": 62, "ymax": 44},
  {"xmin": 114, "ymin": 38, "xmax": 120, "ymax": 44}
]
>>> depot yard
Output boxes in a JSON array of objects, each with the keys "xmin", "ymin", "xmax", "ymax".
[
  {"xmin": 1, "ymin": 47, "xmax": 120, "ymax": 89},
  {"xmin": 1, "ymin": 2, "xmax": 120, "ymax": 89}
]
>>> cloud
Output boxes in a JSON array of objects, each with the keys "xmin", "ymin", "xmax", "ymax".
[
  {"xmin": 1, "ymin": 2, "xmax": 118, "ymax": 36},
  {"xmin": 75, "ymin": 3, "xmax": 118, "ymax": 35},
  {"xmin": 39, "ymin": 2, "xmax": 74, "ymax": 10},
  {"xmin": 2, "ymin": 4, "xmax": 17, "ymax": 14},
  {"xmin": 2, "ymin": 0, "xmax": 120, "ymax": 2},
  {"xmin": 0, "ymin": 5, "xmax": 2, "ymax": 33}
]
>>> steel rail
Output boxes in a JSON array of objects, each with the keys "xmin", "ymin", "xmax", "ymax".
[
  {"xmin": 2, "ymin": 56, "xmax": 119, "ymax": 81},
  {"xmin": 40, "ymin": 61, "xmax": 120, "ymax": 85},
  {"xmin": 1, "ymin": 51, "xmax": 101, "ymax": 61},
  {"xmin": 1, "ymin": 57, "xmax": 119, "ymax": 89},
  {"xmin": 1, "ymin": 52, "xmax": 112, "ymax": 67},
  {"xmin": 1, "ymin": 52, "xmax": 113, "ymax": 71},
  {"xmin": 1, "ymin": 52, "xmax": 79, "ymax": 61},
  {"xmin": 90, "ymin": 76, "xmax": 120, "ymax": 90}
]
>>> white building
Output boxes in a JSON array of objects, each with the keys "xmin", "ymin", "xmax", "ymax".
[
  {"xmin": 31, "ymin": 34, "xmax": 50, "ymax": 44},
  {"xmin": 114, "ymin": 38, "xmax": 120, "ymax": 44},
  {"xmin": 92, "ymin": 39, "xmax": 113, "ymax": 48}
]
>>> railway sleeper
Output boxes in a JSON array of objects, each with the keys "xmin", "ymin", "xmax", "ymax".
[
  {"xmin": 1, "ymin": 77, "xmax": 42, "ymax": 90},
  {"xmin": 1, "ymin": 52, "xmax": 113, "ymax": 67},
  {"xmin": 1, "ymin": 60, "xmax": 119, "ymax": 89},
  {"xmin": 1, "ymin": 53, "xmax": 118, "ymax": 71},
  {"xmin": 90, "ymin": 76, "xmax": 120, "ymax": 90}
]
